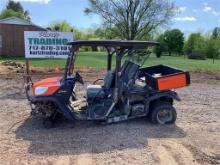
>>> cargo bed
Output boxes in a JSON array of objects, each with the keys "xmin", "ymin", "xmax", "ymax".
[{"xmin": 139, "ymin": 65, "xmax": 190, "ymax": 91}]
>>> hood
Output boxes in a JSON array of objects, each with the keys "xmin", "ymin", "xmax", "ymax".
[{"xmin": 32, "ymin": 76, "xmax": 62, "ymax": 96}]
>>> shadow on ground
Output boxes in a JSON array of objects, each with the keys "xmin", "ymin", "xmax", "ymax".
[{"xmin": 15, "ymin": 116, "xmax": 186, "ymax": 156}]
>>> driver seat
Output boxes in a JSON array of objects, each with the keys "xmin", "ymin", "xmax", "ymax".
[{"xmin": 86, "ymin": 71, "xmax": 114, "ymax": 99}]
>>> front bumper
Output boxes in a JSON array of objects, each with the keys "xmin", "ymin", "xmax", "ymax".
[{"xmin": 24, "ymin": 83, "xmax": 76, "ymax": 121}]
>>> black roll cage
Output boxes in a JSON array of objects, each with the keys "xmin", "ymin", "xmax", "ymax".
[
  {"xmin": 64, "ymin": 40, "xmax": 159, "ymax": 102},
  {"xmin": 65, "ymin": 40, "xmax": 158, "ymax": 75}
]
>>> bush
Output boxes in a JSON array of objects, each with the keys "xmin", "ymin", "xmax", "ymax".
[
  {"xmin": 155, "ymin": 47, "xmax": 162, "ymax": 58},
  {"xmin": 184, "ymin": 33, "xmax": 206, "ymax": 55},
  {"xmin": 188, "ymin": 52, "xmax": 206, "ymax": 60},
  {"xmin": 205, "ymin": 38, "xmax": 220, "ymax": 59}
]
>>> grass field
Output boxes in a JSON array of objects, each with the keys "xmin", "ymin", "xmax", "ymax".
[{"xmin": 0, "ymin": 51, "xmax": 220, "ymax": 72}]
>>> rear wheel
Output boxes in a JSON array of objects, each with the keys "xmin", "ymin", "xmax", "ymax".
[{"xmin": 150, "ymin": 101, "xmax": 176, "ymax": 124}]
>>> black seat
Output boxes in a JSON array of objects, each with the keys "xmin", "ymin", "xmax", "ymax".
[
  {"xmin": 86, "ymin": 61, "xmax": 139, "ymax": 99},
  {"xmin": 120, "ymin": 61, "xmax": 140, "ymax": 84},
  {"xmin": 86, "ymin": 84, "xmax": 105, "ymax": 99},
  {"xmin": 86, "ymin": 71, "xmax": 114, "ymax": 99}
]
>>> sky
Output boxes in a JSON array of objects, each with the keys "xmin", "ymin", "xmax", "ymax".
[{"xmin": 0, "ymin": 0, "xmax": 220, "ymax": 35}]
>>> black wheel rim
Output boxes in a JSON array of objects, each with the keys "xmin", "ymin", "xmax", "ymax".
[{"xmin": 156, "ymin": 109, "xmax": 172, "ymax": 124}]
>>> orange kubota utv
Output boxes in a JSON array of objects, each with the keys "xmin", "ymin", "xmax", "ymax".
[{"xmin": 25, "ymin": 40, "xmax": 190, "ymax": 128}]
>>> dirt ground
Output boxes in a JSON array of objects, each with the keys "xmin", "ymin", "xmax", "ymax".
[{"xmin": 0, "ymin": 63, "xmax": 219, "ymax": 165}]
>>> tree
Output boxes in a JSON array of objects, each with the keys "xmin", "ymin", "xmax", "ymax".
[
  {"xmin": 85, "ymin": 0, "xmax": 175, "ymax": 40},
  {"xmin": 207, "ymin": 27, "xmax": 220, "ymax": 62},
  {"xmin": 163, "ymin": 29, "xmax": 184, "ymax": 55},
  {"xmin": 212, "ymin": 27, "xmax": 220, "ymax": 39},
  {"xmin": 184, "ymin": 33, "xmax": 205, "ymax": 54},
  {"xmin": 184, "ymin": 33, "xmax": 206, "ymax": 59},
  {"xmin": 154, "ymin": 34, "xmax": 167, "ymax": 58},
  {"xmin": 0, "ymin": 9, "xmax": 24, "ymax": 19},
  {"xmin": 94, "ymin": 26, "xmax": 118, "ymax": 39},
  {"xmin": 0, "ymin": 0, "xmax": 31, "ymax": 20},
  {"xmin": 48, "ymin": 20, "xmax": 100, "ymax": 45},
  {"xmin": 83, "ymin": 28, "xmax": 97, "ymax": 39},
  {"xmin": 205, "ymin": 37, "xmax": 220, "ymax": 63},
  {"xmin": 71, "ymin": 28, "xmax": 83, "ymax": 40},
  {"xmin": 23, "ymin": 10, "xmax": 31, "ymax": 21},
  {"xmin": 6, "ymin": 0, "xmax": 24, "ymax": 13},
  {"xmin": 49, "ymin": 20, "xmax": 72, "ymax": 32}
]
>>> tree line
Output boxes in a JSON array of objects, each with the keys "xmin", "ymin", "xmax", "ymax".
[
  {"xmin": 1, "ymin": 0, "xmax": 175, "ymax": 41},
  {"xmin": 49, "ymin": 21, "xmax": 220, "ymax": 61},
  {"xmin": 0, "ymin": 0, "xmax": 219, "ymax": 60},
  {"xmin": 155, "ymin": 27, "xmax": 220, "ymax": 60},
  {"xmin": 0, "ymin": 0, "xmax": 30, "ymax": 21}
]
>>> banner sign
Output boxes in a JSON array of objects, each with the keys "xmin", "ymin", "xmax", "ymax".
[{"xmin": 24, "ymin": 31, "xmax": 73, "ymax": 59}]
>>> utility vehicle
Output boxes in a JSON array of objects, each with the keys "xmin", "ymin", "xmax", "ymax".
[{"xmin": 25, "ymin": 40, "xmax": 190, "ymax": 128}]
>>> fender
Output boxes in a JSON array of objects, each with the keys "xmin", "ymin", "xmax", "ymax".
[
  {"xmin": 149, "ymin": 91, "xmax": 181, "ymax": 102},
  {"xmin": 30, "ymin": 96, "xmax": 75, "ymax": 121}
]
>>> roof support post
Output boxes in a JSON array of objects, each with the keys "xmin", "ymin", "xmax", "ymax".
[
  {"xmin": 63, "ymin": 48, "xmax": 74, "ymax": 81},
  {"xmin": 106, "ymin": 47, "xmax": 113, "ymax": 71},
  {"xmin": 107, "ymin": 53, "xmax": 112, "ymax": 71},
  {"xmin": 113, "ymin": 48, "xmax": 123, "ymax": 103}
]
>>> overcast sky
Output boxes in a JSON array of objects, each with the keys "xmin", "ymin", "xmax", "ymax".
[{"xmin": 0, "ymin": 0, "xmax": 220, "ymax": 35}]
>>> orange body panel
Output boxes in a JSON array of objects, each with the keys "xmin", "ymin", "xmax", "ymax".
[
  {"xmin": 32, "ymin": 77, "xmax": 62, "ymax": 96},
  {"xmin": 157, "ymin": 74, "xmax": 187, "ymax": 91}
]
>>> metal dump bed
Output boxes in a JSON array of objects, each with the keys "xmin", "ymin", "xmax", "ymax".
[{"xmin": 139, "ymin": 65, "xmax": 190, "ymax": 91}]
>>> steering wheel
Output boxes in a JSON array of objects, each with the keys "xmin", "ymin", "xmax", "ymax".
[{"xmin": 75, "ymin": 72, "xmax": 84, "ymax": 85}]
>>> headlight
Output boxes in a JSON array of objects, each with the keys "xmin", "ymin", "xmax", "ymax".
[{"xmin": 35, "ymin": 87, "xmax": 48, "ymax": 95}]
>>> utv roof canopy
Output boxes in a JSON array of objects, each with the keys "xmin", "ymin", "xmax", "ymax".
[
  {"xmin": 68, "ymin": 40, "xmax": 159, "ymax": 49},
  {"xmin": 65, "ymin": 40, "xmax": 159, "ymax": 79}
]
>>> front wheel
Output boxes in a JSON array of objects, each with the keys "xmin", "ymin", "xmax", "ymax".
[{"xmin": 150, "ymin": 101, "xmax": 177, "ymax": 124}]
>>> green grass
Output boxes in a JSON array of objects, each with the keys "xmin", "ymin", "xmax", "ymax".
[
  {"xmin": 144, "ymin": 56, "xmax": 220, "ymax": 72},
  {"xmin": 0, "ymin": 52, "xmax": 220, "ymax": 72}
]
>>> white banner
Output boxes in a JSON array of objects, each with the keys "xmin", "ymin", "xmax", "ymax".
[{"xmin": 24, "ymin": 31, "xmax": 73, "ymax": 59}]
